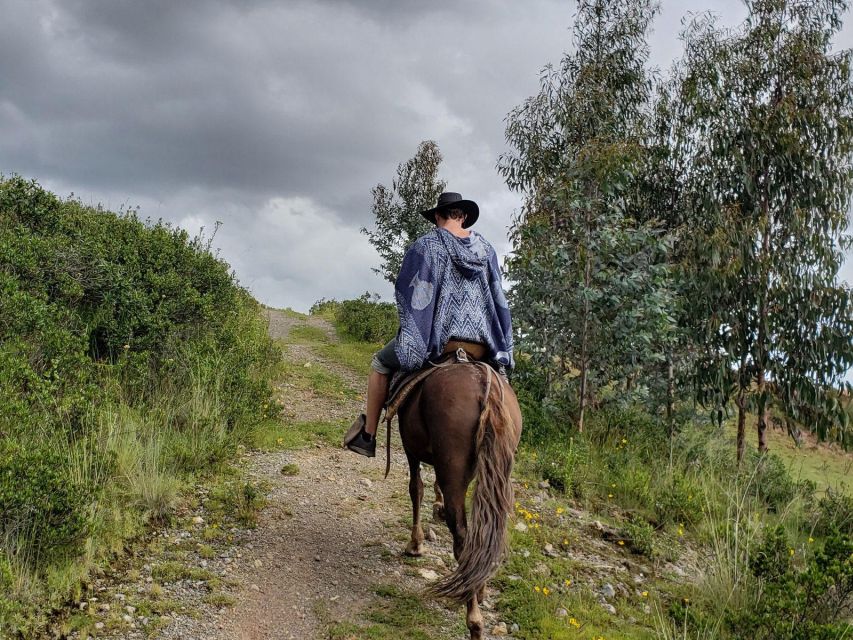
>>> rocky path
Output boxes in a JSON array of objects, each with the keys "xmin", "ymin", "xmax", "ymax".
[
  {"xmin": 90, "ymin": 309, "xmax": 476, "ymax": 640},
  {"xmin": 211, "ymin": 309, "xmax": 462, "ymax": 639}
]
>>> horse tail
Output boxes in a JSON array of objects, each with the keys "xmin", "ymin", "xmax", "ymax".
[{"xmin": 430, "ymin": 366, "xmax": 518, "ymax": 603}]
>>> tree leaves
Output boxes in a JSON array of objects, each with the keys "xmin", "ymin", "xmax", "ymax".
[{"xmin": 361, "ymin": 141, "xmax": 446, "ymax": 284}]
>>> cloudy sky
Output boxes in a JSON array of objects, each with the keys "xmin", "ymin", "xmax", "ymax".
[{"xmin": 1, "ymin": 0, "xmax": 852, "ymax": 313}]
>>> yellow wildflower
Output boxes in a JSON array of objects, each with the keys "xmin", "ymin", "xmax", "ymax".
[
  {"xmin": 534, "ymin": 585, "xmax": 541, "ymax": 593},
  {"xmin": 608, "ymin": 493, "xmax": 614, "ymax": 499},
  {"xmin": 542, "ymin": 587, "xmax": 551, "ymax": 596},
  {"xmin": 618, "ymin": 540, "xmax": 625, "ymax": 546},
  {"xmin": 569, "ymin": 617, "xmax": 580, "ymax": 628},
  {"xmin": 564, "ymin": 579, "xmax": 572, "ymax": 587},
  {"xmin": 789, "ymin": 548, "xmax": 795, "ymax": 556},
  {"xmin": 556, "ymin": 507, "xmax": 565, "ymax": 515},
  {"xmin": 641, "ymin": 591, "xmax": 649, "ymax": 597},
  {"xmin": 808, "ymin": 537, "xmax": 815, "ymax": 544},
  {"xmin": 621, "ymin": 438, "xmax": 628, "ymax": 444}
]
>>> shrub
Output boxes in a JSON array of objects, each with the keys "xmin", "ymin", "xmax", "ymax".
[
  {"xmin": 0, "ymin": 176, "xmax": 279, "ymax": 634},
  {"xmin": 621, "ymin": 517, "xmax": 658, "ymax": 558},
  {"xmin": 653, "ymin": 471, "xmax": 703, "ymax": 527},
  {"xmin": 317, "ymin": 292, "xmax": 397, "ymax": 343},
  {"xmin": 0, "ymin": 445, "xmax": 92, "ymax": 567},
  {"xmin": 742, "ymin": 452, "xmax": 812, "ymax": 513},
  {"xmin": 309, "ymin": 297, "xmax": 341, "ymax": 318},
  {"xmin": 725, "ymin": 526, "xmax": 853, "ymax": 639},
  {"xmin": 813, "ymin": 489, "xmax": 853, "ymax": 537},
  {"xmin": 535, "ymin": 437, "xmax": 591, "ymax": 500}
]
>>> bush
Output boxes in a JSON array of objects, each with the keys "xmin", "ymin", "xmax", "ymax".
[
  {"xmin": 742, "ymin": 452, "xmax": 813, "ymax": 513},
  {"xmin": 653, "ymin": 471, "xmax": 703, "ymax": 527},
  {"xmin": 813, "ymin": 489, "xmax": 853, "ymax": 537},
  {"xmin": 311, "ymin": 292, "xmax": 397, "ymax": 344},
  {"xmin": 0, "ymin": 176, "xmax": 279, "ymax": 634},
  {"xmin": 535, "ymin": 437, "xmax": 591, "ymax": 500},
  {"xmin": 0, "ymin": 445, "xmax": 93, "ymax": 567},
  {"xmin": 725, "ymin": 527, "xmax": 853, "ymax": 639},
  {"xmin": 621, "ymin": 517, "xmax": 658, "ymax": 558}
]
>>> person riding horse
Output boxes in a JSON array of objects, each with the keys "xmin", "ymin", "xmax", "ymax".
[{"xmin": 345, "ymin": 191, "xmax": 514, "ymax": 457}]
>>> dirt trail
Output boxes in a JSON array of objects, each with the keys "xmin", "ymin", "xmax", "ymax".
[{"xmin": 149, "ymin": 310, "xmax": 471, "ymax": 640}]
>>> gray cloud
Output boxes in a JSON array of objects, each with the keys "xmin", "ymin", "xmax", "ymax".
[{"xmin": 1, "ymin": 0, "xmax": 851, "ymax": 320}]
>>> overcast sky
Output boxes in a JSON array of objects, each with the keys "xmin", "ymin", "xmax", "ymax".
[{"xmin": 1, "ymin": 0, "xmax": 852, "ymax": 315}]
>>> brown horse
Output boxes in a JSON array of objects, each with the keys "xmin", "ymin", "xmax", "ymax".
[{"xmin": 397, "ymin": 361, "xmax": 522, "ymax": 639}]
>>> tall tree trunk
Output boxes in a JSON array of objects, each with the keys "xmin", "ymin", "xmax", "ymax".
[
  {"xmin": 578, "ymin": 361, "xmax": 588, "ymax": 434},
  {"xmin": 735, "ymin": 346, "xmax": 749, "ymax": 464},
  {"xmin": 736, "ymin": 391, "xmax": 747, "ymax": 465},
  {"xmin": 757, "ymin": 389, "xmax": 769, "ymax": 453},
  {"xmin": 577, "ymin": 205, "xmax": 593, "ymax": 434},
  {"xmin": 756, "ymin": 181, "xmax": 772, "ymax": 454},
  {"xmin": 666, "ymin": 355, "xmax": 674, "ymax": 437}
]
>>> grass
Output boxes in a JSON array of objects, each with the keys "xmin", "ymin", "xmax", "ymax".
[
  {"xmin": 251, "ymin": 418, "xmax": 344, "ymax": 451},
  {"xmin": 317, "ymin": 339, "xmax": 382, "ymax": 377},
  {"xmin": 284, "ymin": 317, "xmax": 381, "ymax": 378},
  {"xmin": 327, "ymin": 584, "xmax": 464, "ymax": 640},
  {"xmin": 275, "ymin": 342, "xmax": 360, "ymax": 402},
  {"xmin": 724, "ymin": 415, "xmax": 853, "ymax": 495},
  {"xmin": 290, "ymin": 323, "xmax": 332, "ymax": 344},
  {"xmin": 493, "ymin": 485, "xmax": 664, "ymax": 640},
  {"xmin": 151, "ymin": 561, "xmax": 216, "ymax": 583}
]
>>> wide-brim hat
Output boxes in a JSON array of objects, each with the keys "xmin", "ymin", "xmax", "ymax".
[{"xmin": 420, "ymin": 192, "xmax": 479, "ymax": 228}]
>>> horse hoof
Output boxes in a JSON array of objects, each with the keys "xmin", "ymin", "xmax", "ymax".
[
  {"xmin": 467, "ymin": 623, "xmax": 483, "ymax": 640},
  {"xmin": 404, "ymin": 542, "xmax": 424, "ymax": 557},
  {"xmin": 432, "ymin": 503, "xmax": 446, "ymax": 522}
]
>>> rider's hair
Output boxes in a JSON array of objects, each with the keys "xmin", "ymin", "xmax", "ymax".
[{"xmin": 437, "ymin": 208, "xmax": 466, "ymax": 223}]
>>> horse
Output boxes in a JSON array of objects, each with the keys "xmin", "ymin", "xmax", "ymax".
[{"xmin": 396, "ymin": 360, "xmax": 522, "ymax": 639}]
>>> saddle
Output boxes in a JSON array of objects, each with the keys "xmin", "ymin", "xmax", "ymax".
[
  {"xmin": 386, "ymin": 340, "xmax": 489, "ymax": 410},
  {"xmin": 382, "ymin": 341, "xmax": 492, "ymax": 478}
]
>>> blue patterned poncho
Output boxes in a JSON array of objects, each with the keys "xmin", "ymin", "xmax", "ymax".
[{"xmin": 394, "ymin": 227, "xmax": 514, "ymax": 372}]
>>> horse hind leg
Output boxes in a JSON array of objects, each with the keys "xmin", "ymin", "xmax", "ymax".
[
  {"xmin": 466, "ymin": 597, "xmax": 484, "ymax": 640},
  {"xmin": 404, "ymin": 458, "xmax": 425, "ymax": 557},
  {"xmin": 441, "ymin": 484, "xmax": 483, "ymax": 638},
  {"xmin": 432, "ymin": 480, "xmax": 445, "ymax": 522}
]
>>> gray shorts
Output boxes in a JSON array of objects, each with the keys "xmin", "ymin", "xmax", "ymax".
[{"xmin": 370, "ymin": 338, "xmax": 400, "ymax": 375}]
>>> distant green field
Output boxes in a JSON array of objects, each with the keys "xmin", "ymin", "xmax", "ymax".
[{"xmin": 725, "ymin": 417, "xmax": 852, "ymax": 495}]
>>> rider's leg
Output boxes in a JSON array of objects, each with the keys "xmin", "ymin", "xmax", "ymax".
[
  {"xmin": 344, "ymin": 339, "xmax": 398, "ymax": 456},
  {"xmin": 363, "ymin": 337, "xmax": 398, "ymax": 436},
  {"xmin": 364, "ymin": 369, "xmax": 389, "ymax": 437}
]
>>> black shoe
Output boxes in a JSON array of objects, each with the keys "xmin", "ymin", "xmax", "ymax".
[
  {"xmin": 347, "ymin": 429, "xmax": 376, "ymax": 457},
  {"xmin": 343, "ymin": 414, "xmax": 376, "ymax": 457}
]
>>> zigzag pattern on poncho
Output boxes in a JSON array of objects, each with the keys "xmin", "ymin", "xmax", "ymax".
[{"xmin": 394, "ymin": 227, "xmax": 514, "ymax": 372}]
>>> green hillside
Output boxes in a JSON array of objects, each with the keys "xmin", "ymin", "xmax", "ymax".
[{"xmin": 0, "ymin": 177, "xmax": 279, "ymax": 636}]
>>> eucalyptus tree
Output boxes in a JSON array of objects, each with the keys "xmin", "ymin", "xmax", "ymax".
[
  {"xmin": 500, "ymin": 0, "xmax": 675, "ymax": 432},
  {"xmin": 633, "ymin": 79, "xmax": 699, "ymax": 431},
  {"xmin": 675, "ymin": 0, "xmax": 853, "ymax": 458},
  {"xmin": 362, "ymin": 140, "xmax": 446, "ymax": 284}
]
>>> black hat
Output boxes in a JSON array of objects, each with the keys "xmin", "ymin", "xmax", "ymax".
[{"xmin": 420, "ymin": 192, "xmax": 479, "ymax": 228}]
